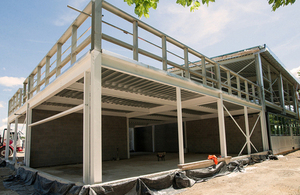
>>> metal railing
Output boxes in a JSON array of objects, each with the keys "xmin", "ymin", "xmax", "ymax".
[{"xmin": 8, "ymin": 1, "xmax": 262, "ymax": 116}]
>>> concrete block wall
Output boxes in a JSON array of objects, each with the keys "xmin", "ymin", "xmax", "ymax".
[
  {"xmin": 30, "ymin": 109, "xmax": 83, "ymax": 168},
  {"xmin": 135, "ymin": 126, "xmax": 153, "ymax": 152},
  {"xmin": 154, "ymin": 123, "xmax": 178, "ymax": 152},
  {"xmin": 225, "ymin": 114, "xmax": 263, "ymax": 154},
  {"xmin": 102, "ymin": 115, "xmax": 128, "ymax": 160},
  {"xmin": 30, "ymin": 110, "xmax": 128, "ymax": 167},
  {"xmin": 186, "ymin": 118, "xmax": 220, "ymax": 154}
]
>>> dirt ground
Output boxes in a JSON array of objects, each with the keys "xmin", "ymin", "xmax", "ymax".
[
  {"xmin": 1, "ymin": 151, "xmax": 300, "ymax": 195},
  {"xmin": 180, "ymin": 150, "xmax": 300, "ymax": 195},
  {"xmin": 0, "ymin": 166, "xmax": 17, "ymax": 195}
]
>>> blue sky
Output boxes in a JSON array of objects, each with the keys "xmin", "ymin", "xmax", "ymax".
[{"xmin": 0, "ymin": 0, "xmax": 300, "ymax": 132}]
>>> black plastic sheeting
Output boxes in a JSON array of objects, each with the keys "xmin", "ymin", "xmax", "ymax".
[{"xmin": 3, "ymin": 154, "xmax": 276, "ymax": 195}]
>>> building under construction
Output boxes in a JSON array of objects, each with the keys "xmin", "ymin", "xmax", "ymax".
[{"xmin": 5, "ymin": 0, "xmax": 300, "ymax": 185}]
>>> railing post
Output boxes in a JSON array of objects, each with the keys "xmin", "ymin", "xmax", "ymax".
[
  {"xmin": 201, "ymin": 57, "xmax": 206, "ymax": 85},
  {"xmin": 184, "ymin": 48, "xmax": 190, "ymax": 79},
  {"xmin": 23, "ymin": 82, "xmax": 27, "ymax": 104},
  {"xmin": 255, "ymin": 53, "xmax": 265, "ymax": 107},
  {"xmin": 56, "ymin": 43, "xmax": 62, "ymax": 77},
  {"xmin": 286, "ymin": 82, "xmax": 291, "ymax": 111},
  {"xmin": 71, "ymin": 25, "xmax": 78, "ymax": 65},
  {"xmin": 133, "ymin": 20, "xmax": 138, "ymax": 61},
  {"xmin": 245, "ymin": 80, "xmax": 249, "ymax": 101},
  {"xmin": 45, "ymin": 56, "xmax": 50, "ymax": 86},
  {"xmin": 37, "ymin": 66, "xmax": 41, "ymax": 92},
  {"xmin": 237, "ymin": 76, "xmax": 241, "ymax": 98},
  {"xmin": 28, "ymin": 75, "xmax": 34, "ymax": 99},
  {"xmin": 162, "ymin": 36, "xmax": 167, "ymax": 71},
  {"xmin": 18, "ymin": 88, "xmax": 22, "ymax": 108},
  {"xmin": 226, "ymin": 70, "xmax": 231, "ymax": 94},
  {"xmin": 216, "ymin": 63, "xmax": 221, "ymax": 89}
]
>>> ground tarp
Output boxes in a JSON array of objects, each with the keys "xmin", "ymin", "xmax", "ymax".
[{"xmin": 3, "ymin": 154, "xmax": 273, "ymax": 195}]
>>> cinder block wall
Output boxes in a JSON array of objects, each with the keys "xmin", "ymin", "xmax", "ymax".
[
  {"xmin": 134, "ymin": 123, "xmax": 179, "ymax": 153},
  {"xmin": 30, "ymin": 110, "xmax": 128, "ymax": 167},
  {"xmin": 102, "ymin": 115, "xmax": 128, "ymax": 160},
  {"xmin": 154, "ymin": 123, "xmax": 178, "ymax": 152},
  {"xmin": 225, "ymin": 114, "xmax": 263, "ymax": 154},
  {"xmin": 30, "ymin": 109, "xmax": 83, "ymax": 168},
  {"xmin": 186, "ymin": 118, "xmax": 220, "ymax": 154},
  {"xmin": 135, "ymin": 126, "xmax": 153, "ymax": 152},
  {"xmin": 186, "ymin": 114, "xmax": 263, "ymax": 155}
]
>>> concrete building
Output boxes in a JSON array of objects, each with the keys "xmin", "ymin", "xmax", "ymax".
[{"xmin": 5, "ymin": 0, "xmax": 300, "ymax": 185}]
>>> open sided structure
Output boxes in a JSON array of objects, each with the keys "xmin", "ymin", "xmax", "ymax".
[{"xmin": 5, "ymin": 0, "xmax": 300, "ymax": 184}]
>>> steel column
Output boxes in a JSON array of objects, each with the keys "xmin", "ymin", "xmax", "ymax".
[
  {"xmin": 162, "ymin": 36, "xmax": 167, "ymax": 71},
  {"xmin": 56, "ymin": 43, "xmax": 62, "ymax": 77},
  {"xmin": 244, "ymin": 106, "xmax": 251, "ymax": 154},
  {"xmin": 260, "ymin": 110, "xmax": 269, "ymax": 151},
  {"xmin": 278, "ymin": 73, "xmax": 285, "ymax": 113},
  {"xmin": 24, "ymin": 104, "xmax": 32, "ymax": 166},
  {"xmin": 83, "ymin": 71, "xmax": 91, "ymax": 184},
  {"xmin": 71, "ymin": 25, "xmax": 78, "ymax": 64},
  {"xmin": 133, "ymin": 20, "xmax": 138, "ymax": 61},
  {"xmin": 13, "ymin": 118, "xmax": 18, "ymax": 162},
  {"xmin": 176, "ymin": 87, "xmax": 184, "ymax": 164},
  {"xmin": 217, "ymin": 94, "xmax": 227, "ymax": 157},
  {"xmin": 5, "ymin": 123, "xmax": 11, "ymax": 160}
]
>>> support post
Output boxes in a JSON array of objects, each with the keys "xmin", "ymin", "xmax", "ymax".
[
  {"xmin": 127, "ymin": 118, "xmax": 130, "ymax": 159},
  {"xmin": 71, "ymin": 25, "xmax": 78, "ymax": 64},
  {"xmin": 13, "ymin": 118, "xmax": 18, "ymax": 162},
  {"xmin": 152, "ymin": 125, "xmax": 155, "ymax": 152},
  {"xmin": 278, "ymin": 73, "xmax": 285, "ymax": 114},
  {"xmin": 24, "ymin": 104, "xmax": 32, "ymax": 166},
  {"xmin": 83, "ymin": 71, "xmax": 91, "ymax": 184},
  {"xmin": 217, "ymin": 94, "xmax": 227, "ymax": 157},
  {"xmin": 184, "ymin": 121, "xmax": 188, "ymax": 153},
  {"xmin": 87, "ymin": 0, "xmax": 103, "ymax": 184},
  {"xmin": 260, "ymin": 110, "xmax": 269, "ymax": 151},
  {"xmin": 244, "ymin": 106, "xmax": 251, "ymax": 154},
  {"xmin": 133, "ymin": 20, "xmax": 138, "ymax": 61},
  {"xmin": 5, "ymin": 123, "xmax": 11, "ymax": 160},
  {"xmin": 162, "ymin": 36, "xmax": 167, "ymax": 71},
  {"xmin": 176, "ymin": 87, "xmax": 184, "ymax": 164},
  {"xmin": 267, "ymin": 64, "xmax": 274, "ymax": 103},
  {"xmin": 56, "ymin": 43, "xmax": 62, "ymax": 77},
  {"xmin": 255, "ymin": 53, "xmax": 265, "ymax": 107}
]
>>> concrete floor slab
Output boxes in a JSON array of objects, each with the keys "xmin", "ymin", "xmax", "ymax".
[{"xmin": 37, "ymin": 152, "xmax": 212, "ymax": 185}]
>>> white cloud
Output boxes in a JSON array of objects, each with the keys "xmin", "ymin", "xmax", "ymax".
[
  {"xmin": 3, "ymin": 89, "xmax": 12, "ymax": 92},
  {"xmin": 3, "ymin": 68, "xmax": 5, "ymax": 71},
  {"xmin": 2, "ymin": 117, "xmax": 7, "ymax": 124},
  {"xmin": 290, "ymin": 67, "xmax": 300, "ymax": 79},
  {"xmin": 53, "ymin": 0, "xmax": 89, "ymax": 26},
  {"xmin": 0, "ymin": 77, "xmax": 25, "ymax": 87},
  {"xmin": 0, "ymin": 103, "xmax": 3, "ymax": 108}
]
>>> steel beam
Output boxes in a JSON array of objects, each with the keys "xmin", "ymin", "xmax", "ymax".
[
  {"xmin": 244, "ymin": 106, "xmax": 251, "ymax": 154},
  {"xmin": 24, "ymin": 104, "xmax": 32, "ymax": 166},
  {"xmin": 5, "ymin": 123, "xmax": 11, "ymax": 160}
]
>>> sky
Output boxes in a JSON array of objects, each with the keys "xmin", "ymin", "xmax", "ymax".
[{"xmin": 0, "ymin": 0, "xmax": 300, "ymax": 134}]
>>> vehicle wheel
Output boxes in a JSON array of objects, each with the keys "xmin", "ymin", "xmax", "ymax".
[
  {"xmin": 0, "ymin": 147, "xmax": 6, "ymax": 157},
  {"xmin": 9, "ymin": 148, "xmax": 13, "ymax": 157}
]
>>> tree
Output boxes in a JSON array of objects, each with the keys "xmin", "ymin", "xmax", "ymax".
[{"xmin": 124, "ymin": 0, "xmax": 297, "ymax": 18}]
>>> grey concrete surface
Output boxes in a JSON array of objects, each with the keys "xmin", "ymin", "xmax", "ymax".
[{"xmin": 37, "ymin": 152, "xmax": 215, "ymax": 185}]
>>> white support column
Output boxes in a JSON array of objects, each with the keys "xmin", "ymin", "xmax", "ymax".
[
  {"xmin": 45, "ymin": 56, "xmax": 50, "ymax": 86},
  {"xmin": 13, "ymin": 118, "xmax": 18, "ymax": 162},
  {"xmin": 83, "ymin": 71, "xmax": 91, "ymax": 184},
  {"xmin": 176, "ymin": 87, "xmax": 184, "ymax": 164},
  {"xmin": 260, "ymin": 110, "xmax": 269, "ymax": 151},
  {"xmin": 244, "ymin": 106, "xmax": 251, "ymax": 154},
  {"xmin": 24, "ymin": 104, "xmax": 32, "ymax": 166},
  {"xmin": 201, "ymin": 57, "xmax": 207, "ymax": 85},
  {"xmin": 56, "ymin": 43, "xmax": 62, "ymax": 77},
  {"xmin": 152, "ymin": 125, "xmax": 155, "ymax": 152},
  {"xmin": 217, "ymin": 94, "xmax": 227, "ymax": 157},
  {"xmin": 88, "ymin": 0, "xmax": 103, "ymax": 184},
  {"xmin": 71, "ymin": 25, "xmax": 78, "ymax": 65},
  {"xmin": 127, "ymin": 118, "xmax": 130, "ymax": 159},
  {"xmin": 255, "ymin": 53, "xmax": 265, "ymax": 107},
  {"xmin": 278, "ymin": 73, "xmax": 285, "ymax": 114},
  {"xmin": 133, "ymin": 20, "xmax": 138, "ymax": 61},
  {"xmin": 5, "ymin": 123, "xmax": 11, "ymax": 160}
]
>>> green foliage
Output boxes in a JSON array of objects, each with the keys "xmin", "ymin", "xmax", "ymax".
[
  {"xmin": 268, "ymin": 0, "xmax": 296, "ymax": 11},
  {"xmin": 124, "ymin": 0, "xmax": 297, "ymax": 18}
]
